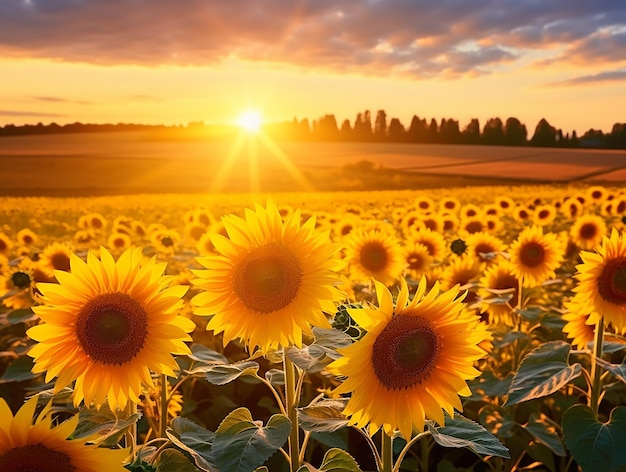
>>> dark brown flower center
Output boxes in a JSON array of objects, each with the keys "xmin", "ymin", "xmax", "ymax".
[
  {"xmin": 519, "ymin": 241, "xmax": 545, "ymax": 268},
  {"xmin": 50, "ymin": 253, "xmax": 71, "ymax": 272},
  {"xmin": 407, "ymin": 253, "xmax": 426, "ymax": 271},
  {"xmin": 464, "ymin": 221, "xmax": 483, "ymax": 234},
  {"xmin": 75, "ymin": 292, "xmax": 148, "ymax": 365},
  {"xmin": 475, "ymin": 243, "xmax": 495, "ymax": 258},
  {"xmin": 0, "ymin": 238, "xmax": 7, "ymax": 252},
  {"xmin": 11, "ymin": 271, "xmax": 31, "ymax": 289},
  {"xmin": 597, "ymin": 257, "xmax": 626, "ymax": 306},
  {"xmin": 161, "ymin": 237, "xmax": 174, "ymax": 247},
  {"xmin": 233, "ymin": 243, "xmax": 303, "ymax": 314},
  {"xmin": 0, "ymin": 444, "xmax": 75, "ymax": 472},
  {"xmin": 372, "ymin": 315, "xmax": 440, "ymax": 390},
  {"xmin": 579, "ymin": 223, "xmax": 598, "ymax": 241},
  {"xmin": 359, "ymin": 241, "xmax": 389, "ymax": 272}
]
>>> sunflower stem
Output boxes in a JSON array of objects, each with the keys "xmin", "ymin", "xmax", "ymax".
[
  {"xmin": 125, "ymin": 401, "xmax": 138, "ymax": 455},
  {"xmin": 381, "ymin": 431, "xmax": 393, "ymax": 472},
  {"xmin": 589, "ymin": 315, "xmax": 605, "ymax": 417},
  {"xmin": 283, "ymin": 354, "xmax": 301, "ymax": 472},
  {"xmin": 160, "ymin": 374, "xmax": 168, "ymax": 438}
]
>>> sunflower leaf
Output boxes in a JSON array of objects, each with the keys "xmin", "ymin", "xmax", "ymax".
[
  {"xmin": 596, "ymin": 358, "xmax": 626, "ymax": 384},
  {"xmin": 298, "ymin": 398, "xmax": 350, "ymax": 433},
  {"xmin": 562, "ymin": 405, "xmax": 626, "ymax": 472},
  {"xmin": 285, "ymin": 344, "xmax": 327, "ymax": 371},
  {"xmin": 167, "ymin": 417, "xmax": 218, "ymax": 472},
  {"xmin": 187, "ymin": 343, "xmax": 228, "ymax": 364},
  {"xmin": 504, "ymin": 341, "xmax": 582, "ymax": 406},
  {"xmin": 155, "ymin": 448, "xmax": 198, "ymax": 472},
  {"xmin": 427, "ymin": 413, "xmax": 510, "ymax": 458},
  {"xmin": 210, "ymin": 409, "xmax": 291, "ymax": 472},
  {"xmin": 524, "ymin": 413, "xmax": 566, "ymax": 456},
  {"xmin": 0, "ymin": 355, "xmax": 39, "ymax": 384},
  {"xmin": 4, "ymin": 308, "xmax": 38, "ymax": 324},
  {"xmin": 297, "ymin": 448, "xmax": 362, "ymax": 471},
  {"xmin": 205, "ymin": 361, "xmax": 260, "ymax": 386},
  {"xmin": 73, "ymin": 404, "xmax": 142, "ymax": 446}
]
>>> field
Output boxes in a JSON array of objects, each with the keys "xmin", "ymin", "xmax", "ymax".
[{"xmin": 1, "ymin": 133, "xmax": 626, "ymax": 472}]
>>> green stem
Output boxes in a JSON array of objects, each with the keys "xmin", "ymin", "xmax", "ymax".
[
  {"xmin": 393, "ymin": 431, "xmax": 430, "ymax": 472},
  {"xmin": 589, "ymin": 315, "xmax": 605, "ymax": 417},
  {"xmin": 125, "ymin": 401, "xmax": 138, "ymax": 455},
  {"xmin": 284, "ymin": 354, "xmax": 300, "ymax": 472},
  {"xmin": 160, "ymin": 374, "xmax": 168, "ymax": 438},
  {"xmin": 381, "ymin": 431, "xmax": 393, "ymax": 472}
]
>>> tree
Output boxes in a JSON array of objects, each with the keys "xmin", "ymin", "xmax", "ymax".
[
  {"xmin": 482, "ymin": 117, "xmax": 505, "ymax": 145},
  {"xmin": 530, "ymin": 118, "xmax": 557, "ymax": 147},
  {"xmin": 427, "ymin": 118, "xmax": 439, "ymax": 143},
  {"xmin": 407, "ymin": 115, "xmax": 428, "ymax": 143},
  {"xmin": 440, "ymin": 118, "xmax": 461, "ymax": 144},
  {"xmin": 462, "ymin": 118, "xmax": 481, "ymax": 144},
  {"xmin": 503, "ymin": 117, "xmax": 527, "ymax": 146},
  {"xmin": 374, "ymin": 109, "xmax": 387, "ymax": 140},
  {"xmin": 388, "ymin": 118, "xmax": 405, "ymax": 142}
]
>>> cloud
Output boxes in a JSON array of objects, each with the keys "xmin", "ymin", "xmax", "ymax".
[
  {"xmin": 0, "ymin": 109, "xmax": 66, "ymax": 117},
  {"xmin": 0, "ymin": 0, "xmax": 624, "ymax": 78},
  {"xmin": 550, "ymin": 68, "xmax": 626, "ymax": 86},
  {"xmin": 31, "ymin": 96, "xmax": 92, "ymax": 105}
]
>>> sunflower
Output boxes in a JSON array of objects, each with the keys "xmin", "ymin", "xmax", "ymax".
[
  {"xmin": 613, "ymin": 195, "xmax": 626, "ymax": 216},
  {"xmin": 191, "ymin": 200, "xmax": 344, "ymax": 354},
  {"xmin": 439, "ymin": 197, "xmax": 461, "ymax": 215},
  {"xmin": 402, "ymin": 242, "xmax": 433, "ymax": 281},
  {"xmin": 477, "ymin": 260, "xmax": 519, "ymax": 325},
  {"xmin": 586, "ymin": 185, "xmax": 608, "ymax": 204},
  {"xmin": 439, "ymin": 255, "xmax": 484, "ymax": 307},
  {"xmin": 569, "ymin": 214, "xmax": 607, "ymax": 250},
  {"xmin": 571, "ymin": 229, "xmax": 626, "ymax": 330},
  {"xmin": 344, "ymin": 229, "xmax": 405, "ymax": 286},
  {"xmin": 532, "ymin": 204, "xmax": 557, "ymax": 226},
  {"xmin": 0, "ymin": 396, "xmax": 128, "ymax": 472},
  {"xmin": 562, "ymin": 298, "xmax": 595, "ymax": 350},
  {"xmin": 0, "ymin": 232, "xmax": 13, "ymax": 257},
  {"xmin": 407, "ymin": 227, "xmax": 447, "ymax": 261},
  {"xmin": 0, "ymin": 259, "xmax": 38, "ymax": 309},
  {"xmin": 460, "ymin": 217, "xmax": 484, "ymax": 234},
  {"xmin": 415, "ymin": 195, "xmax": 436, "ymax": 214},
  {"xmin": 561, "ymin": 197, "xmax": 583, "ymax": 219},
  {"xmin": 38, "ymin": 242, "xmax": 74, "ymax": 278},
  {"xmin": 508, "ymin": 225, "xmax": 563, "ymax": 287},
  {"xmin": 17, "ymin": 228, "xmax": 38, "ymax": 247},
  {"xmin": 400, "ymin": 210, "xmax": 425, "ymax": 235},
  {"xmin": 513, "ymin": 205, "xmax": 532, "ymax": 223},
  {"xmin": 107, "ymin": 232, "xmax": 132, "ymax": 253},
  {"xmin": 327, "ymin": 278, "xmax": 488, "ymax": 439},
  {"xmin": 441, "ymin": 214, "xmax": 459, "ymax": 233},
  {"xmin": 465, "ymin": 232, "xmax": 507, "ymax": 264},
  {"xmin": 332, "ymin": 216, "xmax": 358, "ymax": 241},
  {"xmin": 151, "ymin": 229, "xmax": 181, "ymax": 255},
  {"xmin": 27, "ymin": 247, "xmax": 194, "ymax": 410}
]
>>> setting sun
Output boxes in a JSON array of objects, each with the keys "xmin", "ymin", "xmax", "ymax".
[{"xmin": 235, "ymin": 110, "xmax": 263, "ymax": 133}]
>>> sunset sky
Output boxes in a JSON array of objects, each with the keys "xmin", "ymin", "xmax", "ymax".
[{"xmin": 1, "ymin": 0, "xmax": 625, "ymax": 135}]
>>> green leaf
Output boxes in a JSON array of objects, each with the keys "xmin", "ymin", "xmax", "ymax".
[
  {"xmin": 597, "ymin": 358, "xmax": 626, "ymax": 384},
  {"xmin": 187, "ymin": 343, "xmax": 228, "ymax": 364},
  {"xmin": 427, "ymin": 413, "xmax": 510, "ymax": 458},
  {"xmin": 0, "ymin": 355, "xmax": 40, "ymax": 383},
  {"xmin": 299, "ymin": 448, "xmax": 362, "ymax": 471},
  {"xmin": 205, "ymin": 361, "xmax": 260, "ymax": 386},
  {"xmin": 298, "ymin": 399, "xmax": 349, "ymax": 433},
  {"xmin": 155, "ymin": 449, "xmax": 199, "ymax": 472},
  {"xmin": 311, "ymin": 327, "xmax": 353, "ymax": 360},
  {"xmin": 524, "ymin": 413, "xmax": 566, "ymax": 457},
  {"xmin": 515, "ymin": 306, "xmax": 543, "ymax": 321},
  {"xmin": 285, "ymin": 344, "xmax": 327, "ymax": 372},
  {"xmin": 505, "ymin": 340, "xmax": 582, "ymax": 406},
  {"xmin": 6, "ymin": 308, "xmax": 38, "ymax": 324},
  {"xmin": 73, "ymin": 405, "xmax": 141, "ymax": 446},
  {"xmin": 167, "ymin": 417, "xmax": 217, "ymax": 472},
  {"xmin": 264, "ymin": 368, "xmax": 284, "ymax": 385},
  {"xmin": 210, "ymin": 408, "xmax": 291, "ymax": 472},
  {"xmin": 562, "ymin": 405, "xmax": 626, "ymax": 472}
]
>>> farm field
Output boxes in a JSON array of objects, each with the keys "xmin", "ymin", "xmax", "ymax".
[
  {"xmin": 2, "ymin": 135, "xmax": 626, "ymax": 471},
  {"xmin": 2, "ymin": 131, "xmax": 626, "ymax": 195}
]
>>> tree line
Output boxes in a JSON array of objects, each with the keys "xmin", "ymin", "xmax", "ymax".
[{"xmin": 1, "ymin": 111, "xmax": 625, "ymax": 149}]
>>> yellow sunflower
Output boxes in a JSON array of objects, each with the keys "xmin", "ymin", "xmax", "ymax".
[
  {"xmin": 532, "ymin": 204, "xmax": 557, "ymax": 226},
  {"xmin": 569, "ymin": 214, "xmax": 607, "ymax": 250},
  {"xmin": 191, "ymin": 200, "xmax": 345, "ymax": 354},
  {"xmin": 28, "ymin": 247, "xmax": 194, "ymax": 410},
  {"xmin": 477, "ymin": 260, "xmax": 519, "ymax": 325},
  {"xmin": 495, "ymin": 196, "xmax": 515, "ymax": 213},
  {"xmin": 439, "ymin": 197, "xmax": 461, "ymax": 215},
  {"xmin": 38, "ymin": 241, "xmax": 74, "ymax": 278},
  {"xmin": 107, "ymin": 232, "xmax": 132, "ymax": 253},
  {"xmin": 327, "ymin": 278, "xmax": 488, "ymax": 439},
  {"xmin": 572, "ymin": 229, "xmax": 626, "ymax": 329},
  {"xmin": 17, "ymin": 228, "xmax": 39, "ymax": 247},
  {"xmin": 344, "ymin": 229, "xmax": 405, "ymax": 286},
  {"xmin": 586, "ymin": 185, "xmax": 608, "ymax": 204},
  {"xmin": 561, "ymin": 197, "xmax": 583, "ymax": 219},
  {"xmin": 0, "ymin": 259, "xmax": 37, "ymax": 309},
  {"xmin": 562, "ymin": 298, "xmax": 595, "ymax": 350},
  {"xmin": 407, "ymin": 227, "xmax": 447, "ymax": 261},
  {"xmin": 0, "ymin": 232, "xmax": 13, "ymax": 257},
  {"xmin": 439, "ymin": 254, "xmax": 484, "ymax": 307},
  {"xmin": 0, "ymin": 396, "xmax": 128, "ymax": 472},
  {"xmin": 508, "ymin": 225, "xmax": 563, "ymax": 286},
  {"xmin": 402, "ymin": 242, "xmax": 433, "ymax": 281},
  {"xmin": 465, "ymin": 231, "xmax": 507, "ymax": 263}
]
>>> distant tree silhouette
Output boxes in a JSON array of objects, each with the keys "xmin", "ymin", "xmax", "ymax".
[
  {"xmin": 428, "ymin": 118, "xmax": 439, "ymax": 143},
  {"xmin": 388, "ymin": 118, "xmax": 405, "ymax": 142},
  {"xmin": 503, "ymin": 117, "xmax": 527, "ymax": 146},
  {"xmin": 374, "ymin": 110, "xmax": 387, "ymax": 141},
  {"xmin": 462, "ymin": 118, "xmax": 481, "ymax": 144},
  {"xmin": 530, "ymin": 118, "xmax": 557, "ymax": 147},
  {"xmin": 353, "ymin": 110, "xmax": 373, "ymax": 141},
  {"xmin": 482, "ymin": 118, "xmax": 505, "ymax": 145},
  {"xmin": 408, "ymin": 115, "xmax": 429, "ymax": 143},
  {"xmin": 313, "ymin": 114, "xmax": 339, "ymax": 140},
  {"xmin": 440, "ymin": 118, "xmax": 461, "ymax": 144}
]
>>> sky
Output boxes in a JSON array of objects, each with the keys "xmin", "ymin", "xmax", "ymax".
[{"xmin": 1, "ymin": 0, "xmax": 625, "ymax": 135}]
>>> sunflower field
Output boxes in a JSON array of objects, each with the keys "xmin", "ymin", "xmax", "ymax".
[{"xmin": 1, "ymin": 184, "xmax": 626, "ymax": 472}]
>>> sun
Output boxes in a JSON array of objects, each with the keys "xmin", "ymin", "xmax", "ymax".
[{"xmin": 235, "ymin": 110, "xmax": 263, "ymax": 133}]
